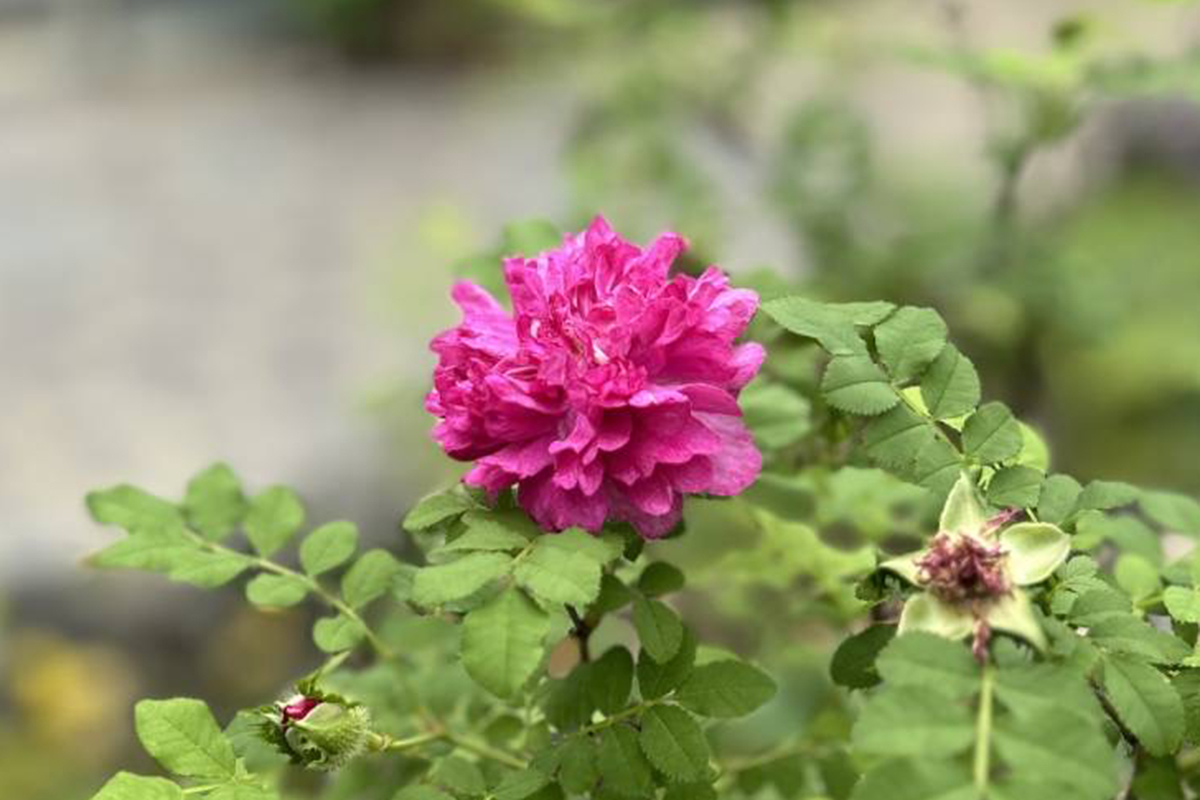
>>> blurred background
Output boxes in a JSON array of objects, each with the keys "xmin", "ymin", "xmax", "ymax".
[{"xmin": 3, "ymin": 0, "xmax": 1200, "ymax": 797}]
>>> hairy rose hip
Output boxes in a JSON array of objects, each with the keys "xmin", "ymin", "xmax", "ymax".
[{"xmin": 426, "ymin": 216, "xmax": 763, "ymax": 537}]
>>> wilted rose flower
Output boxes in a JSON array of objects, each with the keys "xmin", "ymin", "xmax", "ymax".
[
  {"xmin": 426, "ymin": 216, "xmax": 764, "ymax": 538},
  {"xmin": 881, "ymin": 474, "xmax": 1071, "ymax": 661}
]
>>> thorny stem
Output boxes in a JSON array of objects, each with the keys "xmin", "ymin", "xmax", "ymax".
[{"xmin": 974, "ymin": 665, "xmax": 995, "ymax": 796}]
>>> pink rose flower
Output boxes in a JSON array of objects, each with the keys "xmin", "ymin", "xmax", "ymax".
[{"xmin": 426, "ymin": 216, "xmax": 764, "ymax": 538}]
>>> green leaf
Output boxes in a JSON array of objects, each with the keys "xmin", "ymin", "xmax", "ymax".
[
  {"xmin": 163, "ymin": 548, "xmax": 252, "ymax": 589},
  {"xmin": 676, "ymin": 660, "xmax": 777, "ymax": 718},
  {"xmin": 590, "ymin": 574, "xmax": 634, "ymax": 619},
  {"xmin": 1114, "ymin": 554, "xmax": 1161, "ymax": 602},
  {"xmin": 987, "ymin": 466, "xmax": 1044, "ymax": 508},
  {"xmin": 638, "ymin": 626, "xmax": 697, "ymax": 700},
  {"xmin": 461, "ymin": 587, "xmax": 550, "ymax": 699},
  {"xmin": 513, "ymin": 535, "xmax": 603, "ymax": 607},
  {"xmin": 1173, "ymin": 669, "xmax": 1200, "ymax": 745},
  {"xmin": 632, "ymin": 595, "xmax": 684, "ymax": 663},
  {"xmin": 312, "ymin": 614, "xmax": 366, "ymax": 653},
  {"xmin": 1101, "ymin": 654, "xmax": 1185, "ymax": 756},
  {"xmin": 1088, "ymin": 616, "xmax": 1190, "ymax": 664},
  {"xmin": 431, "ymin": 756, "xmax": 487, "ymax": 797},
  {"xmin": 962, "ymin": 402, "xmax": 1023, "ymax": 464},
  {"xmin": 543, "ymin": 667, "xmax": 596, "ymax": 731},
  {"xmin": 874, "ymin": 306, "xmax": 949, "ymax": 382},
  {"xmin": 1141, "ymin": 491, "xmax": 1200, "ymax": 535},
  {"xmin": 1077, "ymin": 480, "xmax": 1139, "ymax": 511},
  {"xmin": 830, "ymin": 624, "xmax": 895, "ymax": 689},
  {"xmin": 852, "ymin": 688, "xmax": 974, "ymax": 757},
  {"xmin": 183, "ymin": 464, "xmax": 246, "ymax": 541},
  {"xmin": 1037, "ymin": 474, "xmax": 1083, "ymax": 524},
  {"xmin": 596, "ymin": 725, "xmax": 654, "ymax": 797},
  {"xmin": 342, "ymin": 549, "xmax": 402, "ymax": 609},
  {"xmin": 992, "ymin": 709, "xmax": 1118, "ymax": 800},
  {"xmin": 588, "ymin": 647, "xmax": 634, "ymax": 715},
  {"xmin": 394, "ymin": 788, "xmax": 455, "ymax": 800},
  {"xmin": 207, "ymin": 785, "xmax": 277, "ymax": 800},
  {"xmin": 245, "ymin": 573, "xmax": 308, "ymax": 608},
  {"xmin": 664, "ymin": 784, "xmax": 718, "ymax": 800},
  {"xmin": 639, "ymin": 704, "xmax": 710, "ymax": 782},
  {"xmin": 875, "ymin": 632, "xmax": 980, "ymax": 697},
  {"xmin": 89, "ymin": 526, "xmax": 251, "ymax": 588},
  {"xmin": 87, "ymin": 485, "xmax": 182, "ymax": 533},
  {"xmin": 1068, "ymin": 588, "xmax": 1133, "ymax": 626},
  {"xmin": 1164, "ymin": 586, "xmax": 1200, "ymax": 623},
  {"xmin": 762, "ymin": 296, "xmax": 894, "ymax": 355},
  {"xmin": 411, "ymin": 552, "xmax": 513, "ymax": 608},
  {"xmin": 91, "ymin": 772, "xmax": 183, "ymax": 800},
  {"xmin": 637, "ymin": 562, "xmax": 685, "ymax": 597},
  {"xmin": 1015, "ymin": 422, "xmax": 1051, "ymax": 473},
  {"xmin": 435, "ymin": 526, "xmax": 529, "ymax": 555},
  {"xmin": 299, "ymin": 521, "xmax": 359, "ymax": 576},
  {"xmin": 740, "ymin": 379, "xmax": 812, "ymax": 450},
  {"xmin": 850, "ymin": 760, "xmax": 974, "ymax": 800},
  {"xmin": 403, "ymin": 486, "xmax": 482, "ymax": 531},
  {"xmin": 914, "ymin": 438, "xmax": 964, "ymax": 496},
  {"xmin": 557, "ymin": 737, "xmax": 598, "ymax": 794},
  {"xmin": 920, "ymin": 344, "xmax": 980, "ymax": 420},
  {"xmin": 821, "ymin": 355, "xmax": 900, "ymax": 416},
  {"xmin": 134, "ymin": 698, "xmax": 237, "ymax": 780},
  {"xmin": 1076, "ymin": 511, "xmax": 1162, "ymax": 564},
  {"xmin": 994, "ymin": 663, "xmax": 1103, "ymax": 724},
  {"xmin": 492, "ymin": 769, "xmax": 552, "ymax": 800},
  {"xmin": 861, "ymin": 405, "xmax": 935, "ymax": 472},
  {"xmin": 461, "ymin": 509, "xmax": 544, "ymax": 543},
  {"xmin": 244, "ymin": 486, "xmax": 305, "ymax": 557}
]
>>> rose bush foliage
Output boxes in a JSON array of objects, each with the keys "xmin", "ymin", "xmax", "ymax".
[{"xmin": 86, "ymin": 219, "xmax": 1200, "ymax": 800}]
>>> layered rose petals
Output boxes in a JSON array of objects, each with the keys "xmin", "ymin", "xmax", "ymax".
[{"xmin": 426, "ymin": 216, "xmax": 763, "ymax": 538}]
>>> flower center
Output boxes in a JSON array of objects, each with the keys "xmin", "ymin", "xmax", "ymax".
[{"xmin": 916, "ymin": 533, "xmax": 1010, "ymax": 604}]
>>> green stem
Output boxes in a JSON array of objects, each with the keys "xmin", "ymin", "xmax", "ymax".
[
  {"xmin": 577, "ymin": 700, "xmax": 661, "ymax": 736},
  {"xmin": 714, "ymin": 739, "xmax": 823, "ymax": 787},
  {"xmin": 377, "ymin": 731, "xmax": 442, "ymax": 752},
  {"xmin": 183, "ymin": 531, "xmax": 445, "ymax": 727},
  {"xmin": 251, "ymin": 556, "xmax": 395, "ymax": 660},
  {"xmin": 974, "ymin": 665, "xmax": 994, "ymax": 797},
  {"xmin": 446, "ymin": 733, "xmax": 529, "ymax": 769},
  {"xmin": 182, "ymin": 529, "xmax": 530, "ymax": 770}
]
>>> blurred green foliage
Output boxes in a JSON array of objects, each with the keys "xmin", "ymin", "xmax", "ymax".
[{"xmin": 13, "ymin": 1, "xmax": 1200, "ymax": 798}]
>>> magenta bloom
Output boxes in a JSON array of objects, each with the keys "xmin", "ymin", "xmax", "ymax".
[{"xmin": 426, "ymin": 216, "xmax": 764, "ymax": 538}]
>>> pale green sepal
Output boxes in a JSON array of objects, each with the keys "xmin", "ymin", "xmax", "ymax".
[
  {"xmin": 939, "ymin": 474, "xmax": 987, "ymax": 537},
  {"xmin": 880, "ymin": 552, "xmax": 925, "ymax": 585},
  {"xmin": 986, "ymin": 590, "xmax": 1047, "ymax": 650},
  {"xmin": 1000, "ymin": 522, "xmax": 1071, "ymax": 585},
  {"xmin": 897, "ymin": 594, "xmax": 975, "ymax": 640}
]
